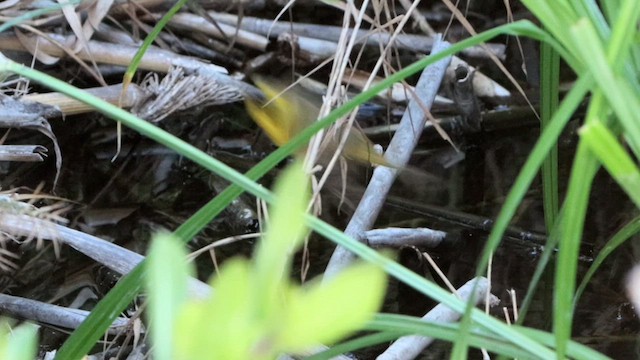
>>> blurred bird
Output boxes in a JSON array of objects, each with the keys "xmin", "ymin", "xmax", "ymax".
[{"xmin": 244, "ymin": 76, "xmax": 396, "ymax": 168}]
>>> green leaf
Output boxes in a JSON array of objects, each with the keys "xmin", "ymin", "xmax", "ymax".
[
  {"xmin": 255, "ymin": 161, "xmax": 309, "ymax": 268},
  {"xmin": 569, "ymin": 19, "xmax": 640, "ymax": 158},
  {"xmin": 175, "ymin": 259, "xmax": 259, "ymax": 360},
  {"xmin": 0, "ymin": 322, "xmax": 38, "ymax": 360},
  {"xmin": 279, "ymin": 262, "xmax": 387, "ymax": 352},
  {"xmin": 580, "ymin": 121, "xmax": 640, "ymax": 208},
  {"xmin": 253, "ymin": 161, "xmax": 310, "ymax": 320},
  {"xmin": 146, "ymin": 233, "xmax": 193, "ymax": 360},
  {"xmin": 554, "ymin": 142, "xmax": 598, "ymax": 359},
  {"xmin": 540, "ymin": 41, "xmax": 560, "ymax": 231}
]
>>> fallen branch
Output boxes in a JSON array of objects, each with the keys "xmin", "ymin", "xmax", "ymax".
[
  {"xmin": 0, "ymin": 293, "xmax": 129, "ymax": 335},
  {"xmin": 0, "ymin": 32, "xmax": 261, "ymax": 98},
  {"xmin": 376, "ymin": 277, "xmax": 499, "ymax": 360},
  {"xmin": 0, "ymin": 212, "xmax": 211, "ymax": 299}
]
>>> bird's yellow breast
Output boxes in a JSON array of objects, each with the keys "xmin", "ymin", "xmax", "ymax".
[{"xmin": 244, "ymin": 77, "xmax": 318, "ymax": 147}]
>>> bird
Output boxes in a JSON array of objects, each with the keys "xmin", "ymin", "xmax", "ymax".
[{"xmin": 244, "ymin": 76, "xmax": 396, "ymax": 168}]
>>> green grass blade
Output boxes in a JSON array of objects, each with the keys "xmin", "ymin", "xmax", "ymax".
[
  {"xmin": 123, "ymin": 0, "xmax": 189, "ymax": 81},
  {"xmin": 520, "ymin": 0, "xmax": 582, "ymax": 67},
  {"xmin": 540, "ymin": 41, "xmax": 560, "ymax": 230},
  {"xmin": 568, "ymin": 0, "xmax": 610, "ymax": 37},
  {"xmin": 575, "ymin": 215, "xmax": 640, "ymax": 304},
  {"xmin": 513, "ymin": 31, "xmax": 562, "ymax": 331},
  {"xmin": 581, "ymin": 121, "xmax": 640, "ymax": 208},
  {"xmin": 549, "ymin": 7, "xmax": 640, "ymax": 353},
  {"xmin": 569, "ymin": 20, "xmax": 640, "ymax": 157},
  {"xmin": 515, "ymin": 214, "xmax": 560, "ymax": 326},
  {"xmin": 475, "ymin": 75, "xmax": 591, "ymax": 301},
  {"xmin": 552, "ymin": 87, "xmax": 611, "ymax": 359},
  {"xmin": 553, "ymin": 142, "xmax": 598, "ymax": 358},
  {"xmin": 553, "ymin": 144, "xmax": 597, "ymax": 359},
  {"xmin": 54, "ymin": 264, "xmax": 145, "ymax": 359},
  {"xmin": 366, "ymin": 314, "xmax": 610, "ymax": 360},
  {"xmin": 603, "ymin": 0, "xmax": 639, "ymax": 67},
  {"xmin": 366, "ymin": 316, "xmax": 536, "ymax": 360},
  {"xmin": 0, "ymin": 1, "xmax": 79, "ymax": 33},
  {"xmin": 518, "ymin": 326, "xmax": 612, "ymax": 360},
  {"xmin": 305, "ymin": 332, "xmax": 403, "ymax": 360}
]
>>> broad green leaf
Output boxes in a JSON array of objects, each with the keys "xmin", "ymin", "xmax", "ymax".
[
  {"xmin": 172, "ymin": 301, "xmax": 211, "ymax": 360},
  {"xmin": 0, "ymin": 322, "xmax": 38, "ymax": 360},
  {"xmin": 279, "ymin": 262, "xmax": 386, "ymax": 352},
  {"xmin": 255, "ymin": 161, "xmax": 309, "ymax": 268},
  {"xmin": 175, "ymin": 259, "xmax": 259, "ymax": 360},
  {"xmin": 253, "ymin": 161, "xmax": 310, "ymax": 320},
  {"xmin": 146, "ymin": 233, "xmax": 192, "ymax": 360}
]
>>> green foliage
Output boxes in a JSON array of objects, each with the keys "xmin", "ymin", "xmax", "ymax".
[
  {"xmin": 539, "ymin": 41, "xmax": 560, "ymax": 231},
  {"xmin": 521, "ymin": 1, "xmax": 640, "ymax": 357},
  {"xmin": 146, "ymin": 233, "xmax": 192, "ymax": 360},
  {"xmin": 1, "ymin": 0, "xmax": 637, "ymax": 357},
  {"xmin": 0, "ymin": 321, "xmax": 38, "ymax": 360},
  {"xmin": 1, "ymin": 19, "xmax": 592, "ymax": 357},
  {"xmin": 438, "ymin": 0, "xmax": 640, "ymax": 357},
  {"xmin": 146, "ymin": 162, "xmax": 387, "ymax": 359}
]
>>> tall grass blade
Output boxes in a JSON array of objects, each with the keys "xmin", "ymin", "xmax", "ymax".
[
  {"xmin": 554, "ymin": 141, "xmax": 598, "ymax": 358},
  {"xmin": 575, "ymin": 215, "xmax": 640, "ymax": 304},
  {"xmin": 540, "ymin": 41, "xmax": 560, "ymax": 230}
]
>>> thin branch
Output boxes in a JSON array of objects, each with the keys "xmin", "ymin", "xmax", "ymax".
[
  {"xmin": 0, "ymin": 293, "xmax": 129, "ymax": 335},
  {"xmin": 324, "ymin": 37, "xmax": 452, "ymax": 280},
  {"xmin": 376, "ymin": 277, "xmax": 499, "ymax": 360},
  {"xmin": 365, "ymin": 227, "xmax": 446, "ymax": 248},
  {"xmin": 0, "ymin": 213, "xmax": 211, "ymax": 299}
]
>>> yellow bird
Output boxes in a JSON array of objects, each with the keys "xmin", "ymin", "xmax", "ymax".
[{"xmin": 244, "ymin": 76, "xmax": 394, "ymax": 167}]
